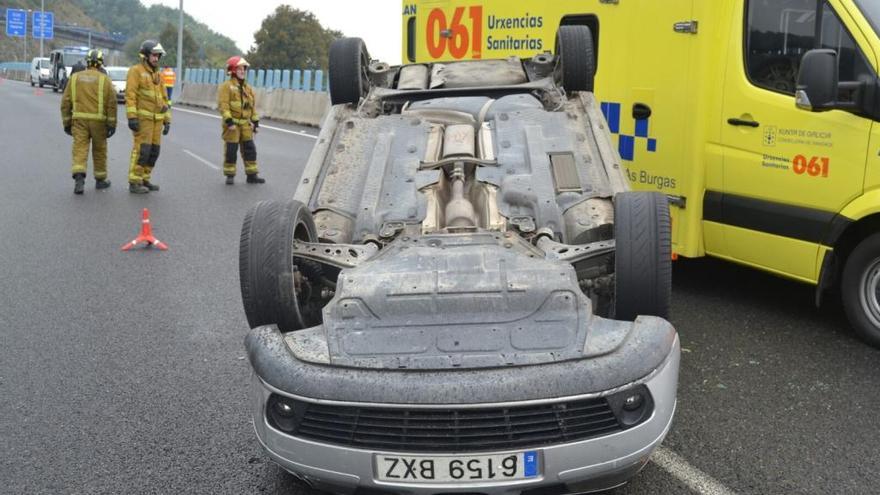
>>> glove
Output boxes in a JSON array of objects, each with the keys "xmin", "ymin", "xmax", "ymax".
[
  {"xmin": 163, "ymin": 122, "xmax": 170, "ymax": 135},
  {"xmin": 225, "ymin": 118, "xmax": 235, "ymax": 129},
  {"xmin": 252, "ymin": 120, "xmax": 259, "ymax": 133},
  {"xmin": 128, "ymin": 119, "xmax": 140, "ymax": 132},
  {"xmin": 160, "ymin": 105, "xmax": 169, "ymax": 113},
  {"xmin": 64, "ymin": 125, "xmax": 72, "ymax": 136},
  {"xmin": 107, "ymin": 126, "xmax": 115, "ymax": 138}
]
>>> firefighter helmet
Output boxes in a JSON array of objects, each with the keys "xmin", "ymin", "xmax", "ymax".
[
  {"xmin": 86, "ymin": 49, "xmax": 104, "ymax": 67},
  {"xmin": 139, "ymin": 40, "xmax": 166, "ymax": 58},
  {"xmin": 226, "ymin": 56, "xmax": 250, "ymax": 74}
]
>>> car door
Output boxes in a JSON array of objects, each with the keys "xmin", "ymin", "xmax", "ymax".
[{"xmin": 712, "ymin": 0, "xmax": 875, "ymax": 282}]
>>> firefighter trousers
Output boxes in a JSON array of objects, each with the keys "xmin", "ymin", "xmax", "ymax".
[
  {"xmin": 222, "ymin": 123, "xmax": 258, "ymax": 176},
  {"xmin": 71, "ymin": 120, "xmax": 109, "ymax": 180},
  {"xmin": 128, "ymin": 118, "xmax": 164, "ymax": 185}
]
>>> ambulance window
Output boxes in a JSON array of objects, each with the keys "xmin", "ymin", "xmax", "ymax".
[
  {"xmin": 746, "ymin": 0, "xmax": 873, "ymax": 99},
  {"xmin": 406, "ymin": 17, "xmax": 416, "ymax": 63},
  {"xmin": 746, "ymin": 0, "xmax": 817, "ymax": 95}
]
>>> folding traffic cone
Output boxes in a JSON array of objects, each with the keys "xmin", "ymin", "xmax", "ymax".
[{"xmin": 121, "ymin": 208, "xmax": 168, "ymax": 251}]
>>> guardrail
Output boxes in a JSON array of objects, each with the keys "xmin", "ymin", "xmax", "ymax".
[{"xmin": 183, "ymin": 68, "xmax": 326, "ymax": 92}]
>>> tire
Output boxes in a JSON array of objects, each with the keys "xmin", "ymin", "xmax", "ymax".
[
  {"xmin": 612, "ymin": 191, "xmax": 672, "ymax": 321},
  {"xmin": 39, "ymin": 81, "xmax": 44, "ymax": 88},
  {"xmin": 30, "ymin": 78, "xmax": 35, "ymax": 87},
  {"xmin": 239, "ymin": 199, "xmax": 318, "ymax": 332},
  {"xmin": 555, "ymin": 25, "xmax": 596, "ymax": 92},
  {"xmin": 329, "ymin": 37, "xmax": 370, "ymax": 105},
  {"xmin": 841, "ymin": 233, "xmax": 880, "ymax": 347}
]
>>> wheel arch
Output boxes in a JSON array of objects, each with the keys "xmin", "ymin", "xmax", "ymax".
[{"xmin": 816, "ymin": 211, "xmax": 880, "ymax": 306}]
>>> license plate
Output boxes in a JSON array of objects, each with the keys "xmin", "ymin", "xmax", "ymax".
[{"xmin": 375, "ymin": 450, "xmax": 539, "ymax": 483}]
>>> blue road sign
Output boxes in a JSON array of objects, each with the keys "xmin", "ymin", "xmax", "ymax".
[
  {"xmin": 33, "ymin": 11, "xmax": 54, "ymax": 40},
  {"xmin": 5, "ymin": 9, "xmax": 27, "ymax": 37}
]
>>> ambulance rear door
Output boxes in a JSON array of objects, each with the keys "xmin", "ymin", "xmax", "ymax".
[{"xmin": 591, "ymin": 0, "xmax": 696, "ymax": 256}]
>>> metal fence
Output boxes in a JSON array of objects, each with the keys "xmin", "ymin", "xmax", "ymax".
[
  {"xmin": 182, "ymin": 68, "xmax": 326, "ymax": 92},
  {"xmin": 0, "ymin": 62, "xmax": 31, "ymax": 72},
  {"xmin": 0, "ymin": 62, "xmax": 328, "ymax": 92}
]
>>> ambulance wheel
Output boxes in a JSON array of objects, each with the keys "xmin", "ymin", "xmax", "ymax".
[
  {"xmin": 612, "ymin": 191, "xmax": 672, "ymax": 321},
  {"xmin": 555, "ymin": 25, "xmax": 595, "ymax": 92},
  {"xmin": 329, "ymin": 37, "xmax": 370, "ymax": 105},
  {"xmin": 240, "ymin": 199, "xmax": 318, "ymax": 332},
  {"xmin": 841, "ymin": 233, "xmax": 880, "ymax": 347}
]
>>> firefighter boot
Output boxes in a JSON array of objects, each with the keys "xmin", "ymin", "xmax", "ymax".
[
  {"xmin": 95, "ymin": 179, "xmax": 111, "ymax": 190},
  {"xmin": 246, "ymin": 174, "xmax": 265, "ymax": 184},
  {"xmin": 73, "ymin": 174, "xmax": 85, "ymax": 195},
  {"xmin": 129, "ymin": 183, "xmax": 149, "ymax": 194},
  {"xmin": 143, "ymin": 181, "xmax": 160, "ymax": 191},
  {"xmin": 226, "ymin": 176, "xmax": 234, "ymax": 185}
]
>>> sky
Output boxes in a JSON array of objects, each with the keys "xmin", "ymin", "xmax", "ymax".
[{"xmin": 141, "ymin": 0, "xmax": 403, "ymax": 65}]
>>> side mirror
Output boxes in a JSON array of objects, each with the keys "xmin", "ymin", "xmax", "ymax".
[{"xmin": 795, "ymin": 49, "xmax": 838, "ymax": 111}]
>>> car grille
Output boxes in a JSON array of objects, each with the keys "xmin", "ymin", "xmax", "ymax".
[{"xmin": 267, "ymin": 396, "xmax": 625, "ymax": 452}]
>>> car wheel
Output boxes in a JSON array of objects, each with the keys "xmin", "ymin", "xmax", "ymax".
[
  {"xmin": 612, "ymin": 191, "xmax": 672, "ymax": 321},
  {"xmin": 555, "ymin": 25, "xmax": 596, "ymax": 93},
  {"xmin": 240, "ymin": 199, "xmax": 319, "ymax": 332},
  {"xmin": 841, "ymin": 233, "xmax": 880, "ymax": 347},
  {"xmin": 329, "ymin": 37, "xmax": 370, "ymax": 105}
]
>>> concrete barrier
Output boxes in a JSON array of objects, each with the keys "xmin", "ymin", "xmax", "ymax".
[{"xmin": 178, "ymin": 83, "xmax": 330, "ymax": 128}]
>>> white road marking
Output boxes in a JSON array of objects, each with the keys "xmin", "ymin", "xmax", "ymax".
[
  {"xmin": 651, "ymin": 447, "xmax": 738, "ymax": 495},
  {"xmin": 182, "ymin": 149, "xmax": 220, "ymax": 170},
  {"xmin": 172, "ymin": 106, "xmax": 318, "ymax": 139}
]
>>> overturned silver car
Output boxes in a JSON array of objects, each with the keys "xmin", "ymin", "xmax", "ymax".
[{"xmin": 241, "ymin": 26, "xmax": 680, "ymax": 494}]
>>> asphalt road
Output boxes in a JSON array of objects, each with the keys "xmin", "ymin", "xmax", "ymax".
[{"xmin": 1, "ymin": 77, "xmax": 878, "ymax": 495}]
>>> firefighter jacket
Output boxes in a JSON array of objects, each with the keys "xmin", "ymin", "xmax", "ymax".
[
  {"xmin": 125, "ymin": 61, "xmax": 171, "ymax": 124},
  {"xmin": 218, "ymin": 78, "xmax": 259, "ymax": 126},
  {"xmin": 61, "ymin": 67, "xmax": 117, "ymax": 128}
]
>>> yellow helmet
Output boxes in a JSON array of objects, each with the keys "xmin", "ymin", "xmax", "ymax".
[{"xmin": 86, "ymin": 49, "xmax": 104, "ymax": 67}]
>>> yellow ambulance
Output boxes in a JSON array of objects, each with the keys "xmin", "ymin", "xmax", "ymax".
[{"xmin": 402, "ymin": 0, "xmax": 880, "ymax": 347}]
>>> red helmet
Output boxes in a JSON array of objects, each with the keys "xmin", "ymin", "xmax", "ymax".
[{"xmin": 226, "ymin": 56, "xmax": 250, "ymax": 73}]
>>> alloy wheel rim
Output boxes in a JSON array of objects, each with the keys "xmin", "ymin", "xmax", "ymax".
[{"xmin": 860, "ymin": 257, "xmax": 880, "ymax": 328}]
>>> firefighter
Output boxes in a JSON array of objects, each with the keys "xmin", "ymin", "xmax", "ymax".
[
  {"xmin": 125, "ymin": 40, "xmax": 171, "ymax": 194},
  {"xmin": 161, "ymin": 66, "xmax": 175, "ymax": 101},
  {"xmin": 218, "ymin": 56, "xmax": 265, "ymax": 184},
  {"xmin": 60, "ymin": 49, "xmax": 117, "ymax": 195}
]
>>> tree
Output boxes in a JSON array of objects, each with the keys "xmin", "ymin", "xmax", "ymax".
[
  {"xmin": 246, "ymin": 6, "xmax": 342, "ymax": 70},
  {"xmin": 158, "ymin": 23, "xmax": 200, "ymax": 68}
]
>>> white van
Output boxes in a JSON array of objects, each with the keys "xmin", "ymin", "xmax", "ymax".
[
  {"xmin": 104, "ymin": 66, "xmax": 128, "ymax": 103},
  {"xmin": 30, "ymin": 57, "xmax": 50, "ymax": 88}
]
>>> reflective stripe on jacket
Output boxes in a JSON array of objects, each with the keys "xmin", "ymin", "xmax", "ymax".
[
  {"xmin": 217, "ymin": 79, "xmax": 259, "ymax": 123},
  {"xmin": 60, "ymin": 67, "xmax": 118, "ymax": 126},
  {"xmin": 125, "ymin": 62, "xmax": 171, "ymax": 123}
]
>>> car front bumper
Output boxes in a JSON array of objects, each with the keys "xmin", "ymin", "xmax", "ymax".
[{"xmin": 247, "ymin": 325, "xmax": 680, "ymax": 494}]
